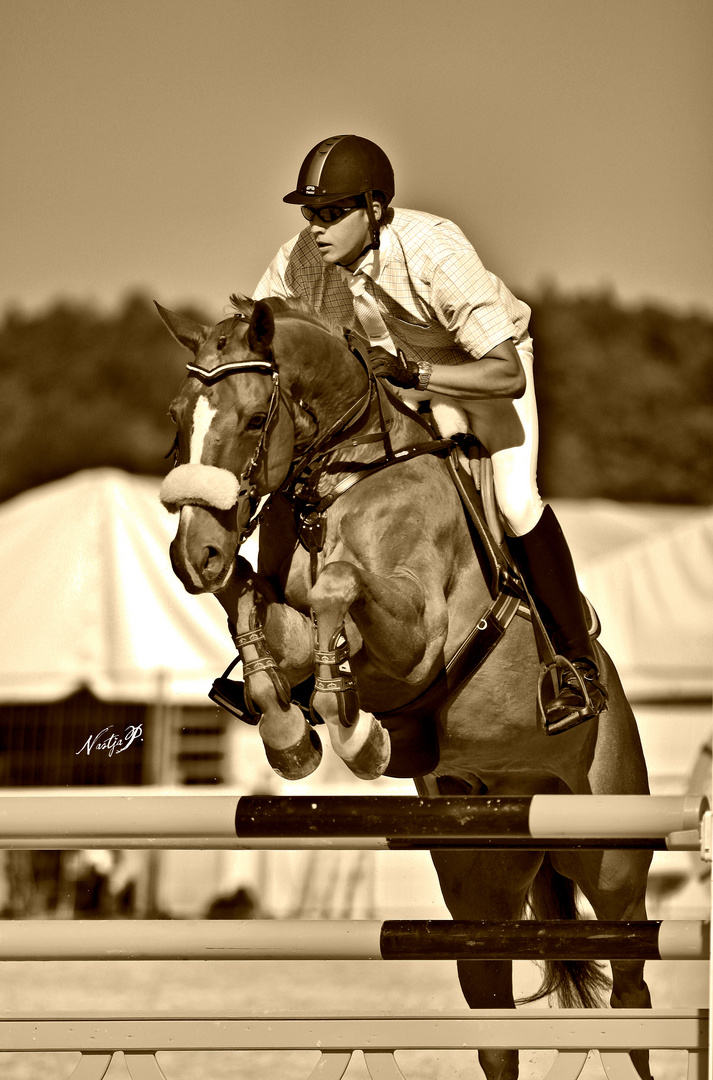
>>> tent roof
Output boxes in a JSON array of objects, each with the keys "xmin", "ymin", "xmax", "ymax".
[{"xmin": 0, "ymin": 470, "xmax": 710, "ymax": 705}]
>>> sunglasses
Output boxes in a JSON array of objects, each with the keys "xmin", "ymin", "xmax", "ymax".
[{"xmin": 300, "ymin": 203, "xmax": 362, "ymax": 224}]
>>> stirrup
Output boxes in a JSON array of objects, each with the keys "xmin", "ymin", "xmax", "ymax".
[
  {"xmin": 209, "ymin": 656, "xmax": 260, "ymax": 724},
  {"xmin": 537, "ymin": 656, "xmax": 603, "ymax": 736}
]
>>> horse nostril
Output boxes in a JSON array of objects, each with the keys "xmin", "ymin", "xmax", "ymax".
[{"xmin": 201, "ymin": 545, "xmax": 224, "ymax": 580}]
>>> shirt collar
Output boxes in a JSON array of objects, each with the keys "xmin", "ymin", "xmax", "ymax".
[{"xmin": 339, "ymin": 223, "xmax": 392, "ymax": 284}]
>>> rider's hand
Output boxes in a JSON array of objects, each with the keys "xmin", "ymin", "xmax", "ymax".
[{"xmin": 369, "ymin": 348, "xmax": 420, "ymax": 390}]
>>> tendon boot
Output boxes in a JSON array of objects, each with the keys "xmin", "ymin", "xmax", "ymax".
[{"xmin": 507, "ymin": 505, "xmax": 608, "ymax": 734}]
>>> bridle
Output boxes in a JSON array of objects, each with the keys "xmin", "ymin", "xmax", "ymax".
[
  {"xmin": 163, "ymin": 312, "xmax": 375, "ymax": 541},
  {"xmin": 179, "ymin": 314, "xmax": 284, "ymax": 542},
  {"xmin": 162, "ymin": 313, "xmax": 450, "ymax": 557}
]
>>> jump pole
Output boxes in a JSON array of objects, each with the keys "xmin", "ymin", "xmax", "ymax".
[
  {"xmin": 0, "ymin": 791, "xmax": 707, "ymax": 1073},
  {"xmin": 0, "ymin": 1011, "xmax": 704, "ymax": 1056},
  {"xmin": 0, "ymin": 792, "xmax": 706, "ymax": 849},
  {"xmin": 0, "ymin": 919, "xmax": 707, "ymax": 962}
]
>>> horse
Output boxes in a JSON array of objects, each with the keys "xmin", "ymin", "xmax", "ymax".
[{"xmin": 157, "ymin": 294, "xmax": 654, "ymax": 1080}]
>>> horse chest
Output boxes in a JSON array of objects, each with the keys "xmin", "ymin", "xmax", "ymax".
[{"xmin": 281, "ymin": 545, "xmax": 313, "ymax": 612}]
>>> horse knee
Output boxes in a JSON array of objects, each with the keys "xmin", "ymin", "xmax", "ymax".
[{"xmin": 310, "ymin": 561, "xmax": 361, "ymax": 621}]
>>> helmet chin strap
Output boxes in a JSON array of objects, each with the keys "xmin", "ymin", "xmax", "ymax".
[
  {"xmin": 337, "ymin": 192, "xmax": 381, "ymax": 269},
  {"xmin": 364, "ymin": 192, "xmax": 381, "ymax": 250}
]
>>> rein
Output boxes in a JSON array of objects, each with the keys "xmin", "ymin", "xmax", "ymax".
[
  {"xmin": 282, "ymin": 345, "xmax": 443, "ymax": 514},
  {"xmin": 173, "ymin": 317, "xmax": 459, "ymax": 556}
]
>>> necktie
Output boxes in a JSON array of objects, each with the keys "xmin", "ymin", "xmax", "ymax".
[{"xmin": 347, "ymin": 273, "xmax": 396, "ymax": 353}]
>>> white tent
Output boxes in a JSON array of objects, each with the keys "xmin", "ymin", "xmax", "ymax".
[
  {"xmin": 555, "ymin": 499, "xmax": 713, "ymax": 701},
  {"xmin": 0, "ymin": 469, "xmax": 710, "ymax": 707},
  {"xmin": 0, "ymin": 469, "xmax": 256, "ymax": 705}
]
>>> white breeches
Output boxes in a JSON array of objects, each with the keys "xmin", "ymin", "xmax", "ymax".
[{"xmin": 429, "ymin": 343, "xmax": 543, "ymax": 538}]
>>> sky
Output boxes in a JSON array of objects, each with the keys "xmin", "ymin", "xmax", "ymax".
[{"xmin": 2, "ymin": 0, "xmax": 712, "ymax": 319}]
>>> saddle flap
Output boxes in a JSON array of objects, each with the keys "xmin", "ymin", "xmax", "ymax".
[{"xmin": 445, "ymin": 451, "xmax": 513, "ymax": 600}]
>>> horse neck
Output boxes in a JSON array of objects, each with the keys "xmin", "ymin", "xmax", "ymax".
[
  {"xmin": 276, "ymin": 317, "xmax": 369, "ymax": 423},
  {"xmin": 273, "ymin": 318, "xmax": 437, "ymax": 493}
]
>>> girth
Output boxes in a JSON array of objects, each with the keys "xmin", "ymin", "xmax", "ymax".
[{"xmin": 374, "ymin": 588, "xmax": 521, "ymax": 733}]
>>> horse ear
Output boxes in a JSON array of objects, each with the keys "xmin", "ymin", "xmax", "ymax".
[
  {"xmin": 247, "ymin": 300, "xmax": 275, "ymax": 355},
  {"xmin": 154, "ymin": 302, "xmax": 208, "ymax": 355}
]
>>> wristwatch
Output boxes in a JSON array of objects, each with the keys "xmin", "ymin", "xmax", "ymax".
[{"xmin": 416, "ymin": 359, "xmax": 434, "ymax": 391}]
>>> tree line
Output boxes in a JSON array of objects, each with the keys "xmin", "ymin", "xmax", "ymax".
[{"xmin": 1, "ymin": 289, "xmax": 711, "ymax": 505}]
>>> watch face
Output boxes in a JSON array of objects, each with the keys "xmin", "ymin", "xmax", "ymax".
[{"xmin": 418, "ymin": 361, "xmax": 432, "ymax": 390}]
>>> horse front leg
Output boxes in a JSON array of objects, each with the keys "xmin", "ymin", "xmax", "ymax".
[
  {"xmin": 310, "ymin": 559, "xmax": 446, "ymax": 780},
  {"xmin": 309, "ymin": 560, "xmax": 392, "ymax": 780},
  {"xmin": 217, "ymin": 558, "xmax": 322, "ymax": 780}
]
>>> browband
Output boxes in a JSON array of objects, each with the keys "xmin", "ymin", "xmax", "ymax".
[{"xmin": 186, "ymin": 359, "xmax": 275, "ymax": 384}]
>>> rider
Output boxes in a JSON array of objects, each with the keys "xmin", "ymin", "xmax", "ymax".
[{"xmin": 252, "ymin": 133, "xmax": 607, "ymax": 733}]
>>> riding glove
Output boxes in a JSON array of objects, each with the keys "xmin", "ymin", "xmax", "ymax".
[{"xmin": 369, "ymin": 348, "xmax": 421, "ymax": 390}]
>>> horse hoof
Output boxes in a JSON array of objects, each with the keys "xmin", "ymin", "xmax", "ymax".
[
  {"xmin": 264, "ymin": 722, "xmax": 323, "ymax": 780},
  {"xmin": 343, "ymin": 715, "xmax": 391, "ymax": 781}
]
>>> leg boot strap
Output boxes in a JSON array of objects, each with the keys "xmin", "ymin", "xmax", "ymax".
[{"xmin": 311, "ymin": 626, "xmax": 359, "ymax": 727}]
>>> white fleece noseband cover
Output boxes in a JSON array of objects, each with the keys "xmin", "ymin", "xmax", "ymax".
[{"xmin": 160, "ymin": 464, "xmax": 240, "ymax": 512}]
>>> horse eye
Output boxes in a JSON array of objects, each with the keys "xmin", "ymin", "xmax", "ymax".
[
  {"xmin": 246, "ymin": 414, "xmax": 267, "ymax": 431},
  {"xmin": 217, "ymin": 336, "xmax": 227, "ymax": 350}
]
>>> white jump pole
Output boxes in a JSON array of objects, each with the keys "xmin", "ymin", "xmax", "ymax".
[
  {"xmin": 0, "ymin": 793, "xmax": 706, "ymax": 849},
  {"xmin": 0, "ymin": 919, "xmax": 707, "ymax": 961}
]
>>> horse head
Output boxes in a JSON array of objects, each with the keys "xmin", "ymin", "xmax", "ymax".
[{"xmin": 157, "ymin": 295, "xmax": 368, "ymax": 595}]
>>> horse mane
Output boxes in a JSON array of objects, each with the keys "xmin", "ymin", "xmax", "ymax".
[{"xmin": 229, "ymin": 292, "xmax": 346, "ymax": 342}]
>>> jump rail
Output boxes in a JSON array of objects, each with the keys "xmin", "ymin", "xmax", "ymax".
[
  {"xmin": 0, "ymin": 792, "xmax": 707, "ymax": 849},
  {"xmin": 0, "ymin": 1011, "xmax": 706, "ymax": 1080},
  {"xmin": 0, "ymin": 917, "xmax": 708, "ymax": 961},
  {"xmin": 0, "ymin": 790, "xmax": 709, "ymax": 1080}
]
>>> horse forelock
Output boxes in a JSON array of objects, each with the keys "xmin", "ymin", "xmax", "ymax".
[{"xmin": 228, "ymin": 293, "xmax": 255, "ymax": 320}]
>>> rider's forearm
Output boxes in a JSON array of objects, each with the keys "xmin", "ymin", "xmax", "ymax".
[{"xmin": 427, "ymin": 348, "xmax": 526, "ymax": 401}]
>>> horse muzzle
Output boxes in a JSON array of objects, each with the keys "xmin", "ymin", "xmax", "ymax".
[{"xmin": 161, "ymin": 464, "xmax": 251, "ymax": 594}]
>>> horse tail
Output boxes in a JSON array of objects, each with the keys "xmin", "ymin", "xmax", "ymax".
[{"xmin": 517, "ymin": 853, "xmax": 611, "ymax": 1008}]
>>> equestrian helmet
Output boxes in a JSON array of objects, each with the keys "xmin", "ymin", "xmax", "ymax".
[{"xmin": 283, "ymin": 135, "xmax": 395, "ymax": 207}]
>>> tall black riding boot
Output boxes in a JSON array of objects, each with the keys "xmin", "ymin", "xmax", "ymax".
[{"xmin": 507, "ymin": 505, "xmax": 608, "ymax": 733}]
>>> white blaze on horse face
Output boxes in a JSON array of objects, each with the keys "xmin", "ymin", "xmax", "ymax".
[
  {"xmin": 189, "ymin": 394, "xmax": 218, "ymax": 464},
  {"xmin": 178, "ymin": 505, "xmax": 206, "ymax": 590},
  {"xmin": 179, "ymin": 394, "xmax": 221, "ymax": 591}
]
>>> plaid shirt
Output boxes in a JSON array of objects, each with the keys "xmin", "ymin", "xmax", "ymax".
[{"xmin": 254, "ymin": 207, "xmax": 532, "ymax": 366}]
